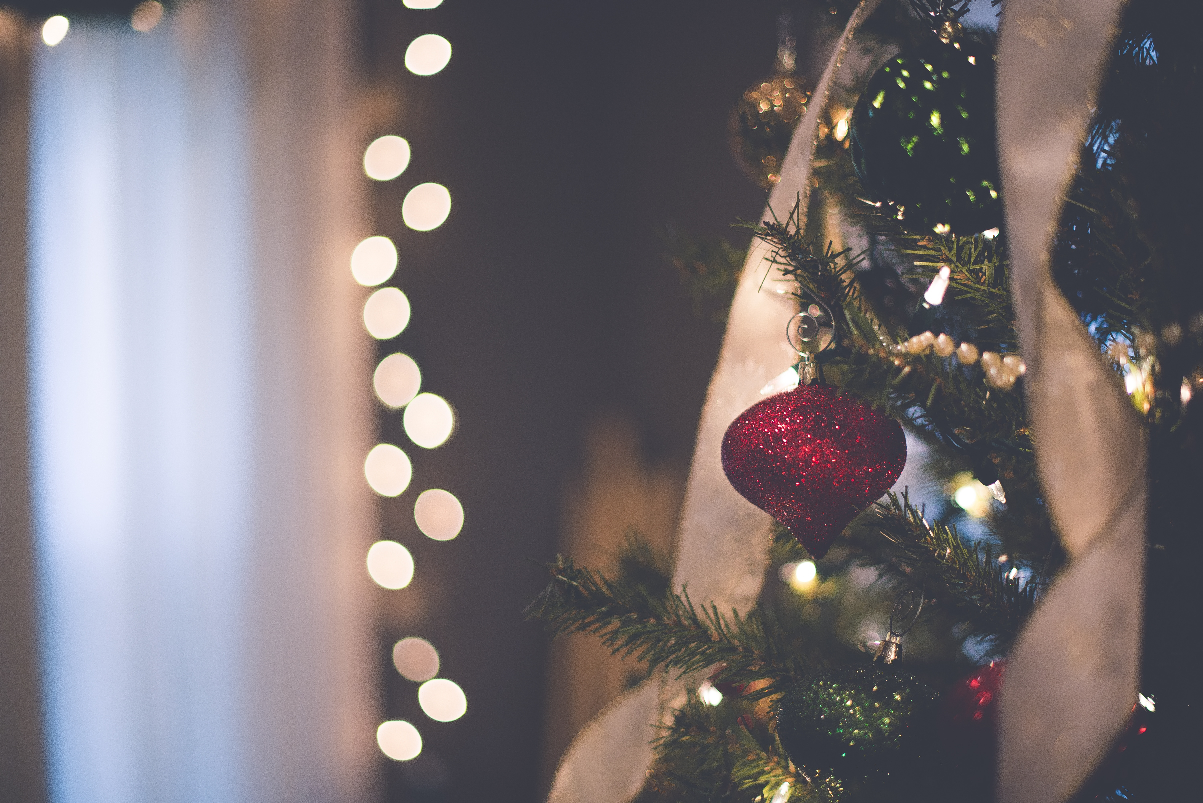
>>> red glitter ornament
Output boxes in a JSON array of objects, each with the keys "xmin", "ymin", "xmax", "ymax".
[{"xmin": 720, "ymin": 382, "xmax": 906, "ymax": 558}]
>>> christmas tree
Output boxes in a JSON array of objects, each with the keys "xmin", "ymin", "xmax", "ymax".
[{"xmin": 530, "ymin": 1, "xmax": 1201, "ymax": 801}]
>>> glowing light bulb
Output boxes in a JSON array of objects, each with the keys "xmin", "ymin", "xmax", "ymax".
[
  {"xmin": 414, "ymin": 489, "xmax": 464, "ymax": 541},
  {"xmin": 771, "ymin": 781, "xmax": 793, "ymax": 803},
  {"xmin": 364, "ymin": 287, "xmax": 411, "ymax": 339},
  {"xmin": 377, "ymin": 720, "xmax": 422, "ymax": 761},
  {"xmin": 698, "ymin": 679, "xmax": 723, "ymax": 706},
  {"xmin": 403, "ymin": 393, "xmax": 454, "ymax": 448},
  {"xmin": 418, "ymin": 678, "xmax": 467, "ymax": 722},
  {"xmin": 404, "ymin": 0, "xmax": 444, "ymax": 7},
  {"xmin": 405, "ymin": 34, "xmax": 452, "ymax": 76},
  {"xmin": 794, "ymin": 560, "xmax": 817, "ymax": 584},
  {"xmin": 363, "ymin": 135, "xmax": 411, "ymax": 181},
  {"xmin": 351, "ymin": 236, "xmax": 398, "ymax": 286},
  {"xmin": 374, "ymin": 353, "xmax": 422, "ymax": 408},
  {"xmin": 364, "ymin": 443, "xmax": 412, "ymax": 497},
  {"xmin": 393, "ymin": 637, "xmax": 440, "ymax": 682},
  {"xmin": 366, "ymin": 541, "xmax": 414, "ymax": 589},
  {"xmin": 131, "ymin": 1, "xmax": 164, "ymax": 32},
  {"xmin": 924, "ymin": 265, "xmax": 952, "ymax": 306},
  {"xmin": 43, "ymin": 16, "xmax": 69, "ymax": 46},
  {"xmin": 402, "ymin": 183, "xmax": 452, "ymax": 231}
]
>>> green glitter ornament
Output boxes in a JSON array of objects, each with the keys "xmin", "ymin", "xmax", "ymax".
[
  {"xmin": 850, "ymin": 38, "xmax": 1001, "ymax": 235},
  {"xmin": 774, "ymin": 664, "xmax": 941, "ymax": 778}
]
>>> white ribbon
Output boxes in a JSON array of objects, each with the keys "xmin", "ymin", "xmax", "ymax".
[
  {"xmin": 546, "ymin": 3, "xmax": 883, "ymax": 800},
  {"xmin": 996, "ymin": 2, "xmax": 1145, "ymax": 802}
]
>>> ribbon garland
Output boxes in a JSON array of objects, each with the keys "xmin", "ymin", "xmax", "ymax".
[
  {"xmin": 996, "ymin": 1, "xmax": 1146, "ymax": 802},
  {"xmin": 549, "ymin": 2, "xmax": 1146, "ymax": 801}
]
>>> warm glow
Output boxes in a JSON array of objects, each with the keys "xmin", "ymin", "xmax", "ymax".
[
  {"xmin": 414, "ymin": 489, "xmax": 464, "ymax": 541},
  {"xmin": 794, "ymin": 560, "xmax": 817, "ymax": 584},
  {"xmin": 365, "ymin": 443, "xmax": 413, "ymax": 497},
  {"xmin": 377, "ymin": 720, "xmax": 422, "ymax": 761},
  {"xmin": 364, "ymin": 135, "xmax": 411, "ymax": 181},
  {"xmin": 405, "ymin": 34, "xmax": 452, "ymax": 76},
  {"xmin": 393, "ymin": 637, "xmax": 440, "ymax": 682},
  {"xmin": 950, "ymin": 472, "xmax": 992, "ymax": 518},
  {"xmin": 364, "ymin": 287, "xmax": 411, "ymax": 339},
  {"xmin": 770, "ymin": 781, "xmax": 792, "ymax": 803},
  {"xmin": 366, "ymin": 541, "xmax": 415, "ymax": 589},
  {"xmin": 404, "ymin": 0, "xmax": 444, "ymax": 7},
  {"xmin": 698, "ymin": 679, "xmax": 723, "ymax": 706},
  {"xmin": 351, "ymin": 236, "xmax": 398, "ymax": 287},
  {"xmin": 131, "ymin": 1, "xmax": 164, "ymax": 32},
  {"xmin": 43, "ymin": 16, "xmax": 70, "ymax": 46},
  {"xmin": 924, "ymin": 265, "xmax": 951, "ymax": 306},
  {"xmin": 374, "ymin": 353, "xmax": 422, "ymax": 408},
  {"xmin": 418, "ymin": 678, "xmax": 467, "ymax": 722},
  {"xmin": 404, "ymin": 393, "xmax": 454, "ymax": 448},
  {"xmin": 402, "ymin": 183, "xmax": 452, "ymax": 231}
]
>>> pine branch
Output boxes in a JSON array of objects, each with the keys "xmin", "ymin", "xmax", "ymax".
[
  {"xmin": 525, "ymin": 556, "xmax": 792, "ymax": 682},
  {"xmin": 872, "ymin": 491, "xmax": 1037, "ymax": 644}
]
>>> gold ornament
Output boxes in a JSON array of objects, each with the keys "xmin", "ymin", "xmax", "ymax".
[{"xmin": 729, "ymin": 74, "xmax": 810, "ymax": 188}]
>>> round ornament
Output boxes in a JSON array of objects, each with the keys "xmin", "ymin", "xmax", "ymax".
[
  {"xmin": 850, "ymin": 37, "xmax": 1001, "ymax": 235},
  {"xmin": 730, "ymin": 73, "xmax": 810, "ymax": 189},
  {"xmin": 775, "ymin": 665, "xmax": 941, "ymax": 776},
  {"xmin": 721, "ymin": 383, "xmax": 906, "ymax": 558}
]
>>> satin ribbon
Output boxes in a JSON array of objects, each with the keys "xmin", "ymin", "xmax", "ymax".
[
  {"xmin": 995, "ymin": 2, "xmax": 1145, "ymax": 802},
  {"xmin": 546, "ymin": 3, "xmax": 883, "ymax": 800}
]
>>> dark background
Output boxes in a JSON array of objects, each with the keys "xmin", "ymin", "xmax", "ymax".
[{"xmin": 358, "ymin": 1, "xmax": 800, "ymax": 799}]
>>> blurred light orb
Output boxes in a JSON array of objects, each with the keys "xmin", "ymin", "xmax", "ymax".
[
  {"xmin": 949, "ymin": 471, "xmax": 992, "ymax": 518},
  {"xmin": 404, "ymin": 0, "xmax": 444, "ymax": 7},
  {"xmin": 374, "ymin": 353, "xmax": 422, "ymax": 408},
  {"xmin": 351, "ymin": 236, "xmax": 398, "ymax": 286},
  {"xmin": 366, "ymin": 541, "xmax": 414, "ymax": 589},
  {"xmin": 364, "ymin": 135, "xmax": 411, "ymax": 181},
  {"xmin": 402, "ymin": 183, "xmax": 452, "ymax": 231},
  {"xmin": 131, "ymin": 1, "xmax": 164, "ymax": 32},
  {"xmin": 418, "ymin": 678, "xmax": 467, "ymax": 722},
  {"xmin": 698, "ymin": 679, "xmax": 723, "ymax": 706},
  {"xmin": 43, "ymin": 16, "xmax": 69, "ymax": 46},
  {"xmin": 365, "ymin": 443, "xmax": 413, "ymax": 497},
  {"xmin": 414, "ymin": 489, "xmax": 464, "ymax": 541},
  {"xmin": 364, "ymin": 287, "xmax": 411, "ymax": 339},
  {"xmin": 393, "ymin": 637, "xmax": 440, "ymax": 682},
  {"xmin": 405, "ymin": 34, "xmax": 452, "ymax": 76},
  {"xmin": 794, "ymin": 560, "xmax": 817, "ymax": 584},
  {"xmin": 403, "ymin": 393, "xmax": 454, "ymax": 448},
  {"xmin": 377, "ymin": 720, "xmax": 422, "ymax": 761}
]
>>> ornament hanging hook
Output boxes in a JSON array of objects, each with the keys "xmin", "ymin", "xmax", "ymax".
[{"xmin": 787, "ymin": 295, "xmax": 837, "ymax": 385}]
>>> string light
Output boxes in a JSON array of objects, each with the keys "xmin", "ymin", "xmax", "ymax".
[
  {"xmin": 698, "ymin": 679, "xmax": 723, "ymax": 706},
  {"xmin": 771, "ymin": 781, "xmax": 793, "ymax": 803},
  {"xmin": 351, "ymin": 235, "xmax": 398, "ymax": 287},
  {"xmin": 42, "ymin": 16, "xmax": 69, "ymax": 46},
  {"xmin": 130, "ymin": 1, "xmax": 164, "ymax": 32},
  {"xmin": 403, "ymin": 393, "xmax": 454, "ymax": 448},
  {"xmin": 418, "ymin": 678, "xmax": 467, "ymax": 722},
  {"xmin": 414, "ymin": 489, "xmax": 464, "ymax": 541},
  {"xmin": 402, "ymin": 183, "xmax": 452, "ymax": 231},
  {"xmin": 405, "ymin": 34, "xmax": 452, "ymax": 76},
  {"xmin": 374, "ymin": 353, "xmax": 422, "ymax": 408},
  {"xmin": 393, "ymin": 637, "xmax": 440, "ymax": 682},
  {"xmin": 363, "ymin": 135, "xmax": 411, "ymax": 181},
  {"xmin": 404, "ymin": 0, "xmax": 444, "ymax": 7},
  {"xmin": 364, "ymin": 443, "xmax": 413, "ymax": 497},
  {"xmin": 893, "ymin": 332, "xmax": 1025, "ymax": 390},
  {"xmin": 366, "ymin": 541, "xmax": 415, "ymax": 589},
  {"xmin": 377, "ymin": 720, "xmax": 422, "ymax": 760},
  {"xmin": 923, "ymin": 265, "xmax": 951, "ymax": 306},
  {"xmin": 363, "ymin": 287, "xmax": 411, "ymax": 339}
]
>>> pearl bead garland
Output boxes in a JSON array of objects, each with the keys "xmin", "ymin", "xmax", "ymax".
[{"xmin": 891, "ymin": 332, "xmax": 1026, "ymax": 390}]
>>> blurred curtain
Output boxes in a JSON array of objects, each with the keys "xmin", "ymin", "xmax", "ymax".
[{"xmin": 24, "ymin": 2, "xmax": 376, "ymax": 801}]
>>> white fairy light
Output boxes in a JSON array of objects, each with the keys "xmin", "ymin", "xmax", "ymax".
[
  {"xmin": 698, "ymin": 679, "xmax": 723, "ymax": 706},
  {"xmin": 923, "ymin": 265, "xmax": 952, "ymax": 306}
]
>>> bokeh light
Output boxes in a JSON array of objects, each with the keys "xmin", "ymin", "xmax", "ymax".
[
  {"xmin": 377, "ymin": 720, "xmax": 422, "ymax": 761},
  {"xmin": 363, "ymin": 135, "xmax": 411, "ymax": 181},
  {"xmin": 351, "ymin": 235, "xmax": 398, "ymax": 287},
  {"xmin": 402, "ymin": 183, "xmax": 451, "ymax": 231},
  {"xmin": 131, "ymin": 1, "xmax": 164, "ymax": 32},
  {"xmin": 698, "ymin": 679, "xmax": 723, "ymax": 706},
  {"xmin": 393, "ymin": 637, "xmax": 440, "ymax": 682},
  {"xmin": 363, "ymin": 287, "xmax": 411, "ymax": 339},
  {"xmin": 403, "ymin": 393, "xmax": 454, "ymax": 449},
  {"xmin": 949, "ymin": 472, "xmax": 992, "ymax": 518},
  {"xmin": 374, "ymin": 353, "xmax": 422, "ymax": 408},
  {"xmin": 414, "ymin": 489, "xmax": 463, "ymax": 541},
  {"xmin": 43, "ymin": 16, "xmax": 70, "ymax": 46},
  {"xmin": 404, "ymin": 0, "xmax": 444, "ymax": 8},
  {"xmin": 404, "ymin": 34, "xmax": 452, "ymax": 76},
  {"xmin": 418, "ymin": 678, "xmax": 467, "ymax": 722},
  {"xmin": 366, "ymin": 541, "xmax": 414, "ymax": 590},
  {"xmin": 364, "ymin": 443, "xmax": 413, "ymax": 497},
  {"xmin": 794, "ymin": 560, "xmax": 817, "ymax": 584}
]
